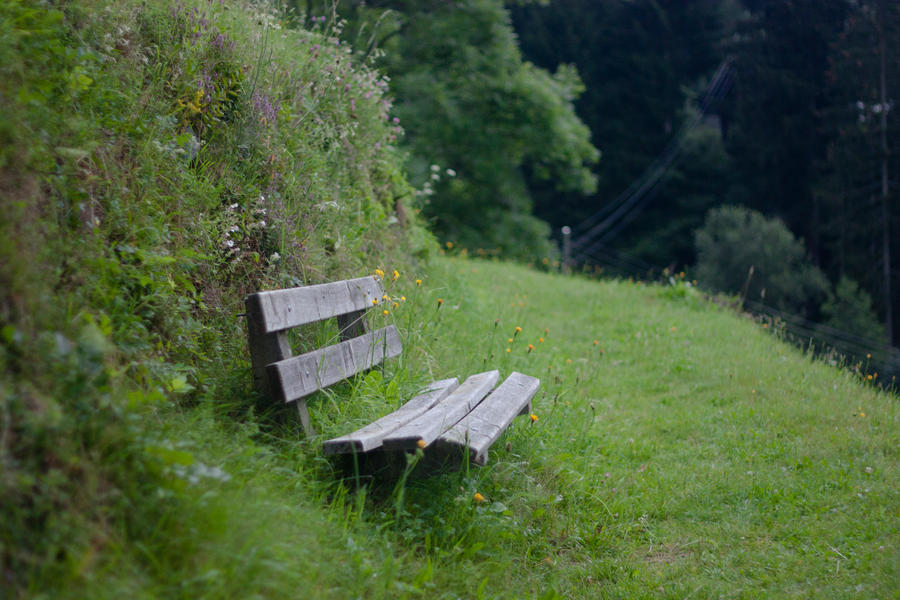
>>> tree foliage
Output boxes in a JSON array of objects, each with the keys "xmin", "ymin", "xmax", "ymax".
[
  {"xmin": 305, "ymin": 0, "xmax": 599, "ymax": 259},
  {"xmin": 695, "ymin": 206, "xmax": 830, "ymax": 317}
]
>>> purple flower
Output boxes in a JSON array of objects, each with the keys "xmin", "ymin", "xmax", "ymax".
[{"xmin": 251, "ymin": 90, "xmax": 280, "ymax": 124}]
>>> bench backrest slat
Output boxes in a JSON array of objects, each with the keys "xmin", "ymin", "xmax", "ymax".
[
  {"xmin": 268, "ymin": 325, "xmax": 402, "ymax": 403},
  {"xmin": 247, "ymin": 276, "xmax": 384, "ymax": 333}
]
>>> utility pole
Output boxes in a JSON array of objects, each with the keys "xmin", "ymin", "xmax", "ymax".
[{"xmin": 879, "ymin": 0, "xmax": 893, "ymax": 345}]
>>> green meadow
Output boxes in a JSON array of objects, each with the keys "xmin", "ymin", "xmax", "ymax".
[{"xmin": 43, "ymin": 256, "xmax": 897, "ymax": 599}]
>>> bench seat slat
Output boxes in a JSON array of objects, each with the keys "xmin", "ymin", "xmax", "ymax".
[
  {"xmin": 434, "ymin": 372, "xmax": 540, "ymax": 466},
  {"xmin": 249, "ymin": 276, "xmax": 383, "ymax": 333},
  {"xmin": 380, "ymin": 370, "xmax": 500, "ymax": 451},
  {"xmin": 322, "ymin": 378, "xmax": 460, "ymax": 455},
  {"xmin": 268, "ymin": 325, "xmax": 402, "ymax": 403}
]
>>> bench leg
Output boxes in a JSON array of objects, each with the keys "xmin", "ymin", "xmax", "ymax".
[{"xmin": 296, "ymin": 400, "xmax": 316, "ymax": 436}]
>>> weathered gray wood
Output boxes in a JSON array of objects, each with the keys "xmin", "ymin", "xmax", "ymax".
[
  {"xmin": 322, "ymin": 378, "xmax": 459, "ymax": 455},
  {"xmin": 380, "ymin": 370, "xmax": 500, "ymax": 451},
  {"xmin": 268, "ymin": 326, "xmax": 402, "ymax": 403},
  {"xmin": 245, "ymin": 293, "xmax": 292, "ymax": 396},
  {"xmin": 249, "ymin": 276, "xmax": 384, "ymax": 333},
  {"xmin": 434, "ymin": 372, "xmax": 540, "ymax": 466},
  {"xmin": 296, "ymin": 400, "xmax": 314, "ymax": 436}
]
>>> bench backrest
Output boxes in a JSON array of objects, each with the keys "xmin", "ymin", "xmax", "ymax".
[{"xmin": 244, "ymin": 276, "xmax": 402, "ymax": 431}]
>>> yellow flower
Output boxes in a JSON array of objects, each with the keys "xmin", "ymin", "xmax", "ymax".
[
  {"xmin": 383, "ymin": 309, "xmax": 389, "ymax": 316},
  {"xmin": 446, "ymin": 241, "xmax": 454, "ymax": 250},
  {"xmin": 382, "ymin": 294, "xmax": 389, "ymax": 301},
  {"xmin": 437, "ymin": 298, "xmax": 443, "ymax": 306},
  {"xmin": 416, "ymin": 279, "xmax": 422, "ymax": 286},
  {"xmin": 508, "ymin": 338, "xmax": 514, "ymax": 344},
  {"xmin": 371, "ymin": 298, "xmax": 378, "ymax": 305},
  {"xmin": 392, "ymin": 269, "xmax": 400, "ymax": 281},
  {"xmin": 506, "ymin": 348, "xmax": 511, "ymax": 353},
  {"xmin": 529, "ymin": 414, "xmax": 538, "ymax": 422},
  {"xmin": 416, "ymin": 439, "xmax": 426, "ymax": 449},
  {"xmin": 527, "ymin": 344, "xmax": 534, "ymax": 353},
  {"xmin": 393, "ymin": 302, "xmax": 399, "ymax": 308},
  {"xmin": 515, "ymin": 326, "xmax": 522, "ymax": 334},
  {"xmin": 539, "ymin": 337, "xmax": 544, "ymax": 343},
  {"xmin": 473, "ymin": 492, "xmax": 485, "ymax": 503},
  {"xmin": 593, "ymin": 340, "xmax": 599, "ymax": 346},
  {"xmin": 866, "ymin": 353, "xmax": 872, "ymax": 359},
  {"xmin": 374, "ymin": 268, "xmax": 385, "ymax": 279},
  {"xmin": 400, "ymin": 296, "xmax": 406, "ymax": 302}
]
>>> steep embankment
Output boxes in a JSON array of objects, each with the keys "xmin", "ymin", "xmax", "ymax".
[
  {"xmin": 1, "ymin": 0, "xmax": 431, "ymax": 593},
  {"xmin": 2, "ymin": 1, "xmax": 897, "ymax": 598}
]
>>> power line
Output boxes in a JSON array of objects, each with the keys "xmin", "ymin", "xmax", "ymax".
[{"xmin": 570, "ymin": 58, "xmax": 735, "ymax": 255}]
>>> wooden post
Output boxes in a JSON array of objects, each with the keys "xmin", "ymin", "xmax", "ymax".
[
  {"xmin": 245, "ymin": 294, "xmax": 315, "ymax": 435},
  {"xmin": 878, "ymin": 0, "xmax": 893, "ymax": 345}
]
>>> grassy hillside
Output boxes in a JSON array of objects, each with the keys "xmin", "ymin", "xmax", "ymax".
[
  {"xmin": 11, "ymin": 253, "xmax": 899, "ymax": 598},
  {"xmin": 2, "ymin": 1, "xmax": 898, "ymax": 598}
]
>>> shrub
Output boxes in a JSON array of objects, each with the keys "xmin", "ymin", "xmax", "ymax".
[{"xmin": 694, "ymin": 205, "xmax": 829, "ymax": 317}]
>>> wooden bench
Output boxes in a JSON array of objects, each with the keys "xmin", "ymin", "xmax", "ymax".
[{"xmin": 244, "ymin": 276, "xmax": 540, "ymax": 467}]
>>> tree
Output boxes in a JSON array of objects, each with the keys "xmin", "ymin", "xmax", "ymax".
[
  {"xmin": 301, "ymin": 0, "xmax": 599, "ymax": 259},
  {"xmin": 694, "ymin": 206, "xmax": 830, "ymax": 317}
]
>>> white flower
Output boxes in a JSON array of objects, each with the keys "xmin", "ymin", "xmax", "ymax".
[
  {"xmin": 225, "ymin": 239, "xmax": 234, "ymax": 247},
  {"xmin": 446, "ymin": 168, "xmax": 456, "ymax": 177}
]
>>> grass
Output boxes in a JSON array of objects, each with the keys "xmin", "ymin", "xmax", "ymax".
[
  {"xmin": 2, "ymin": 0, "xmax": 897, "ymax": 596},
  {"xmin": 47, "ymin": 255, "xmax": 896, "ymax": 599}
]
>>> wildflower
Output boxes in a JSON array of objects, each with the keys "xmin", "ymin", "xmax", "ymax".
[
  {"xmin": 374, "ymin": 268, "xmax": 385, "ymax": 279},
  {"xmin": 566, "ymin": 359, "xmax": 572, "ymax": 364},
  {"xmin": 383, "ymin": 310, "xmax": 389, "ymax": 316},
  {"xmin": 530, "ymin": 414, "xmax": 538, "ymax": 423},
  {"xmin": 446, "ymin": 241, "xmax": 453, "ymax": 250},
  {"xmin": 392, "ymin": 269, "xmax": 400, "ymax": 281},
  {"xmin": 415, "ymin": 279, "xmax": 422, "ymax": 286},
  {"xmin": 514, "ymin": 326, "xmax": 522, "ymax": 334},
  {"xmin": 539, "ymin": 337, "xmax": 544, "ymax": 343},
  {"xmin": 393, "ymin": 302, "xmax": 399, "ymax": 309},
  {"xmin": 508, "ymin": 338, "xmax": 514, "ymax": 344},
  {"xmin": 383, "ymin": 294, "xmax": 389, "ymax": 301},
  {"xmin": 506, "ymin": 348, "xmax": 511, "ymax": 353},
  {"xmin": 593, "ymin": 340, "xmax": 599, "ymax": 346},
  {"xmin": 400, "ymin": 296, "xmax": 406, "ymax": 302},
  {"xmin": 867, "ymin": 353, "xmax": 871, "ymax": 359},
  {"xmin": 670, "ymin": 326, "xmax": 677, "ymax": 333},
  {"xmin": 437, "ymin": 298, "xmax": 443, "ymax": 306},
  {"xmin": 417, "ymin": 439, "xmax": 426, "ymax": 449},
  {"xmin": 527, "ymin": 344, "xmax": 534, "ymax": 353},
  {"xmin": 473, "ymin": 492, "xmax": 486, "ymax": 503},
  {"xmin": 372, "ymin": 298, "xmax": 378, "ymax": 305}
]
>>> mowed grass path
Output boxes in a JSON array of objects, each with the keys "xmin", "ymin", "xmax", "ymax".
[
  {"xmin": 408, "ymin": 256, "xmax": 899, "ymax": 598},
  {"xmin": 81, "ymin": 256, "xmax": 897, "ymax": 599}
]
